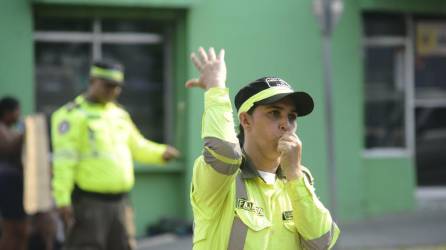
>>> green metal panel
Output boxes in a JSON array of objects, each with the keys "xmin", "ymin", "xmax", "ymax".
[
  {"xmin": 131, "ymin": 171, "xmax": 185, "ymax": 236},
  {"xmin": 34, "ymin": 5, "xmax": 183, "ymax": 20},
  {"xmin": 33, "ymin": 0, "xmax": 195, "ymax": 8},
  {"xmin": 360, "ymin": 0, "xmax": 446, "ymax": 13},
  {"xmin": 0, "ymin": 0, "xmax": 33, "ymax": 115},
  {"xmin": 363, "ymin": 157, "xmax": 416, "ymax": 216}
]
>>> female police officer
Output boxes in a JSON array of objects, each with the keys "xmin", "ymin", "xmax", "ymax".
[{"xmin": 186, "ymin": 47, "xmax": 339, "ymax": 250}]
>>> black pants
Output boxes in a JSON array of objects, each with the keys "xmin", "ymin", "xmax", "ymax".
[
  {"xmin": 63, "ymin": 190, "xmax": 135, "ymax": 250},
  {"xmin": 0, "ymin": 167, "xmax": 26, "ymax": 220}
]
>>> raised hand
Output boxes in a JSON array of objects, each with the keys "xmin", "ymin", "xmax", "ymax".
[{"xmin": 185, "ymin": 47, "xmax": 226, "ymax": 90}]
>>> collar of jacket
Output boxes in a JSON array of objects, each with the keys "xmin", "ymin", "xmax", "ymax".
[
  {"xmin": 240, "ymin": 150, "xmax": 286, "ymax": 181},
  {"xmin": 77, "ymin": 94, "xmax": 117, "ymax": 109}
]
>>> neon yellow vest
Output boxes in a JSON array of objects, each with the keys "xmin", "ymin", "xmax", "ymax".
[
  {"xmin": 190, "ymin": 88, "xmax": 339, "ymax": 249},
  {"xmin": 51, "ymin": 95, "xmax": 167, "ymax": 206}
]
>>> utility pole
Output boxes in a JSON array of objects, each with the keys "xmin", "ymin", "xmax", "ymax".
[{"xmin": 311, "ymin": 0, "xmax": 343, "ymax": 218}]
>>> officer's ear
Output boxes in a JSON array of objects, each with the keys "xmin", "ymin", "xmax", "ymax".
[
  {"xmin": 89, "ymin": 78, "xmax": 98, "ymax": 86},
  {"xmin": 239, "ymin": 112, "xmax": 252, "ymax": 131}
]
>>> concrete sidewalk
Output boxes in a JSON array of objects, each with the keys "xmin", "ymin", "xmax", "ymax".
[
  {"xmin": 337, "ymin": 209, "xmax": 446, "ymax": 250},
  {"xmin": 137, "ymin": 234, "xmax": 191, "ymax": 250},
  {"xmin": 137, "ymin": 187, "xmax": 446, "ymax": 250},
  {"xmin": 337, "ymin": 187, "xmax": 446, "ymax": 250}
]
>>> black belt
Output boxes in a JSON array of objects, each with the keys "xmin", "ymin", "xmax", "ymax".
[{"xmin": 72, "ymin": 185, "xmax": 128, "ymax": 202}]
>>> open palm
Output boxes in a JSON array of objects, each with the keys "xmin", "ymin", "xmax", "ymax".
[{"xmin": 185, "ymin": 47, "xmax": 226, "ymax": 90}]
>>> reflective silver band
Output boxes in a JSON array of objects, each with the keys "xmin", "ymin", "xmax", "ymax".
[
  {"xmin": 228, "ymin": 173, "xmax": 248, "ymax": 250},
  {"xmin": 300, "ymin": 222, "xmax": 337, "ymax": 250},
  {"xmin": 203, "ymin": 137, "xmax": 242, "ymax": 175}
]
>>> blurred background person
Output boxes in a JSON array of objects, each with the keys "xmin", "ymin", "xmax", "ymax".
[
  {"xmin": 51, "ymin": 60, "xmax": 180, "ymax": 250},
  {"xmin": 0, "ymin": 96, "xmax": 28, "ymax": 250}
]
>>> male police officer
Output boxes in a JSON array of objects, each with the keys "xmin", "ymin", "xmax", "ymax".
[
  {"xmin": 51, "ymin": 60, "xmax": 179, "ymax": 250},
  {"xmin": 187, "ymin": 47, "xmax": 339, "ymax": 249}
]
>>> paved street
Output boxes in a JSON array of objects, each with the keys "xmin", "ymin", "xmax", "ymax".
[{"xmin": 137, "ymin": 234, "xmax": 191, "ymax": 250}]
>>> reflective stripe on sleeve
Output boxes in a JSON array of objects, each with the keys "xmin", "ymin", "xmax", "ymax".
[
  {"xmin": 300, "ymin": 222, "xmax": 338, "ymax": 250},
  {"xmin": 203, "ymin": 137, "xmax": 242, "ymax": 175},
  {"xmin": 228, "ymin": 173, "xmax": 248, "ymax": 250}
]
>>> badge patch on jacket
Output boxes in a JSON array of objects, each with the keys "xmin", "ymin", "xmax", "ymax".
[
  {"xmin": 58, "ymin": 120, "xmax": 70, "ymax": 134},
  {"xmin": 237, "ymin": 198, "xmax": 265, "ymax": 216},
  {"xmin": 282, "ymin": 211, "xmax": 293, "ymax": 221}
]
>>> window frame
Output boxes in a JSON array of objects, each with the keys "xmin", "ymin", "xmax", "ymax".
[
  {"xmin": 362, "ymin": 14, "xmax": 415, "ymax": 158},
  {"xmin": 34, "ymin": 17, "xmax": 175, "ymax": 143}
]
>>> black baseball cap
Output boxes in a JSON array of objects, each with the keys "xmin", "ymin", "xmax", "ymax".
[{"xmin": 235, "ymin": 77, "xmax": 314, "ymax": 117}]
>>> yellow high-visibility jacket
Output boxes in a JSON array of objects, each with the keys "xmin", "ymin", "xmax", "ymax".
[
  {"xmin": 190, "ymin": 88, "xmax": 340, "ymax": 250},
  {"xmin": 51, "ymin": 95, "xmax": 167, "ymax": 207}
]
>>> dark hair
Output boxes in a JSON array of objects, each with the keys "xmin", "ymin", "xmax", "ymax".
[
  {"xmin": 0, "ymin": 96, "xmax": 19, "ymax": 119},
  {"xmin": 237, "ymin": 105, "xmax": 256, "ymax": 147}
]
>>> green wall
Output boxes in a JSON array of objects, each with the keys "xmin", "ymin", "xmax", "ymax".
[
  {"xmin": 363, "ymin": 157, "xmax": 416, "ymax": 216},
  {"xmin": 131, "ymin": 167, "xmax": 185, "ymax": 236},
  {"xmin": 0, "ymin": 0, "xmax": 33, "ymax": 115}
]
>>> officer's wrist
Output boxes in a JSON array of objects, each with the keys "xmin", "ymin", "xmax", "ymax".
[{"xmin": 284, "ymin": 168, "xmax": 303, "ymax": 181}]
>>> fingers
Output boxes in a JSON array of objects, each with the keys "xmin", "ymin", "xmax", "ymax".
[
  {"xmin": 218, "ymin": 49, "xmax": 225, "ymax": 61},
  {"xmin": 278, "ymin": 140, "xmax": 294, "ymax": 152},
  {"xmin": 198, "ymin": 47, "xmax": 209, "ymax": 63},
  {"xmin": 185, "ymin": 79, "xmax": 204, "ymax": 89},
  {"xmin": 278, "ymin": 133, "xmax": 301, "ymax": 153},
  {"xmin": 188, "ymin": 47, "xmax": 227, "ymax": 90},
  {"xmin": 191, "ymin": 53, "xmax": 203, "ymax": 71},
  {"xmin": 192, "ymin": 47, "xmax": 223, "ymax": 69},
  {"xmin": 58, "ymin": 206, "xmax": 74, "ymax": 232},
  {"xmin": 279, "ymin": 133, "xmax": 299, "ymax": 144},
  {"xmin": 208, "ymin": 47, "xmax": 217, "ymax": 61},
  {"xmin": 168, "ymin": 146, "xmax": 181, "ymax": 158}
]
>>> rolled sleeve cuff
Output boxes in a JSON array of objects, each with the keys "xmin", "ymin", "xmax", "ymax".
[
  {"xmin": 55, "ymin": 193, "xmax": 71, "ymax": 207},
  {"xmin": 142, "ymin": 142, "xmax": 168, "ymax": 165}
]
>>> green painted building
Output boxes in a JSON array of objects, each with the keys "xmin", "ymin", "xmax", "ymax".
[{"xmin": 2, "ymin": 0, "xmax": 446, "ymax": 236}]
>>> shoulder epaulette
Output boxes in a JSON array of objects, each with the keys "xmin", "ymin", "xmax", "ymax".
[
  {"xmin": 301, "ymin": 167, "xmax": 314, "ymax": 186},
  {"xmin": 113, "ymin": 103, "xmax": 130, "ymax": 118},
  {"xmin": 114, "ymin": 102, "xmax": 127, "ymax": 111},
  {"xmin": 64, "ymin": 101, "xmax": 81, "ymax": 112}
]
